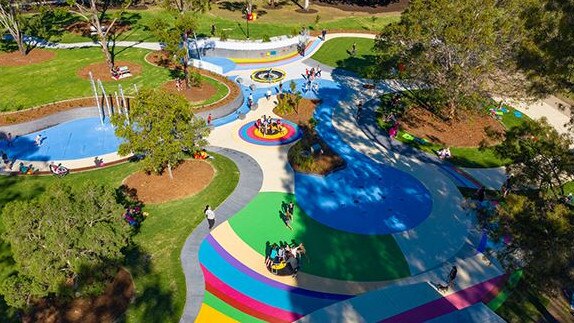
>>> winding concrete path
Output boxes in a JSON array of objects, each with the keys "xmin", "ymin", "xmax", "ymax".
[{"xmin": 179, "ymin": 147, "xmax": 263, "ymax": 322}]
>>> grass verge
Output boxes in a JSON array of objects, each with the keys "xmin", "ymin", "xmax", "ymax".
[
  {"xmin": 311, "ymin": 37, "xmax": 376, "ymax": 77},
  {"xmin": 0, "ymin": 153, "xmax": 239, "ymax": 322}
]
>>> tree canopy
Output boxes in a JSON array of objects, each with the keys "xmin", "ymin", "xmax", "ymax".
[
  {"xmin": 374, "ymin": 0, "xmax": 530, "ymax": 118},
  {"xmin": 0, "ymin": 181, "xmax": 131, "ymax": 309},
  {"xmin": 150, "ymin": 12, "xmax": 200, "ymax": 87},
  {"xmin": 112, "ymin": 88, "xmax": 210, "ymax": 179},
  {"xmin": 494, "ymin": 118, "xmax": 574, "ymax": 198},
  {"xmin": 487, "ymin": 118, "xmax": 574, "ymax": 291}
]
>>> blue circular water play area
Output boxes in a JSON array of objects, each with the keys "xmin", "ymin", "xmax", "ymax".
[
  {"xmin": 292, "ymin": 78, "xmax": 433, "ymax": 235},
  {"xmin": 0, "ymin": 117, "xmax": 122, "ymax": 161}
]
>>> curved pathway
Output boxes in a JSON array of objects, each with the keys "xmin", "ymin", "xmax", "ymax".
[
  {"xmin": 180, "ymin": 147, "xmax": 264, "ymax": 322},
  {"xmin": 6, "ymin": 33, "xmax": 514, "ymax": 322}
]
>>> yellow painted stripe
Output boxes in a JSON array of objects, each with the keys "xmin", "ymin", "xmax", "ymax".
[
  {"xmin": 211, "ymin": 221, "xmax": 394, "ymax": 295},
  {"xmin": 195, "ymin": 304, "xmax": 238, "ymax": 323},
  {"xmin": 231, "ymin": 51, "xmax": 299, "ymax": 64}
]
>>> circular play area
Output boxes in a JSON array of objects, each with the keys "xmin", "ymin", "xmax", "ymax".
[
  {"xmin": 238, "ymin": 119, "xmax": 301, "ymax": 146},
  {"xmin": 250, "ymin": 68, "xmax": 287, "ymax": 83}
]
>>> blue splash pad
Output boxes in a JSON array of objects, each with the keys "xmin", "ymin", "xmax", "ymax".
[
  {"xmin": 0, "ymin": 117, "xmax": 122, "ymax": 161},
  {"xmin": 294, "ymin": 79, "xmax": 433, "ymax": 235}
]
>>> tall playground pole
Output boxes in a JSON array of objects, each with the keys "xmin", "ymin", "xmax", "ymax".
[
  {"xmin": 97, "ymin": 79, "xmax": 112, "ymax": 120},
  {"xmin": 119, "ymin": 85, "xmax": 130, "ymax": 125},
  {"xmin": 89, "ymin": 72, "xmax": 104, "ymax": 126}
]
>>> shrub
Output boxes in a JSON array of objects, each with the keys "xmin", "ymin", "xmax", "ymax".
[{"xmin": 262, "ymin": 34, "xmax": 271, "ymax": 42}]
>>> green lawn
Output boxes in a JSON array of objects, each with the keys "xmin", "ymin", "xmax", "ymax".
[
  {"xmin": 228, "ymin": 192, "xmax": 410, "ymax": 281},
  {"xmin": 311, "ymin": 37, "xmax": 377, "ymax": 77},
  {"xmin": 0, "ymin": 47, "xmax": 228, "ymax": 112},
  {"xmin": 0, "ymin": 154, "xmax": 239, "ymax": 322},
  {"xmin": 57, "ymin": 8, "xmax": 398, "ymax": 43}
]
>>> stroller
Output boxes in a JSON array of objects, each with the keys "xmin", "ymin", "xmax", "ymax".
[{"xmin": 49, "ymin": 163, "xmax": 69, "ymax": 177}]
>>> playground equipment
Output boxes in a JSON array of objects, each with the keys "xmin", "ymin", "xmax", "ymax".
[
  {"xmin": 251, "ymin": 68, "xmax": 286, "ymax": 83},
  {"xmin": 88, "ymin": 71, "xmax": 132, "ymax": 125}
]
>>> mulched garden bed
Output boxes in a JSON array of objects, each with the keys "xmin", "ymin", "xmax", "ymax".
[
  {"xmin": 315, "ymin": 0, "xmax": 409, "ymax": 13},
  {"xmin": 0, "ymin": 97, "xmax": 99, "ymax": 125},
  {"xmin": 122, "ymin": 159, "xmax": 214, "ymax": 204},
  {"xmin": 400, "ymin": 107, "xmax": 505, "ymax": 147},
  {"xmin": 77, "ymin": 61, "xmax": 142, "ymax": 81},
  {"xmin": 0, "ymin": 49, "xmax": 56, "ymax": 67},
  {"xmin": 162, "ymin": 79, "xmax": 217, "ymax": 105},
  {"xmin": 146, "ymin": 50, "xmax": 241, "ymax": 112},
  {"xmin": 23, "ymin": 268, "xmax": 135, "ymax": 323},
  {"xmin": 275, "ymin": 98, "xmax": 345, "ymax": 175}
]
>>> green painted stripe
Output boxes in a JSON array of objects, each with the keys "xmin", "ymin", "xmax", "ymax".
[
  {"xmin": 204, "ymin": 291, "xmax": 265, "ymax": 323},
  {"xmin": 228, "ymin": 192, "xmax": 410, "ymax": 281},
  {"xmin": 487, "ymin": 270, "xmax": 524, "ymax": 310}
]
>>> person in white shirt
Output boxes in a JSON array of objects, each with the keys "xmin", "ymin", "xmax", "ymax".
[{"xmin": 204, "ymin": 205, "xmax": 216, "ymax": 230}]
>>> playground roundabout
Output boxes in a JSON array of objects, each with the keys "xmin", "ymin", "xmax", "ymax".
[{"xmin": 0, "ymin": 33, "xmax": 509, "ymax": 323}]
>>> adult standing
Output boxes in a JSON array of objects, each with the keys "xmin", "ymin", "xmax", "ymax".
[
  {"xmin": 356, "ymin": 101, "xmax": 363, "ymax": 119},
  {"xmin": 204, "ymin": 205, "xmax": 216, "ymax": 230},
  {"xmin": 446, "ymin": 265, "xmax": 458, "ymax": 287},
  {"xmin": 211, "ymin": 24, "xmax": 216, "ymax": 36},
  {"xmin": 321, "ymin": 29, "xmax": 327, "ymax": 40},
  {"xmin": 287, "ymin": 201, "xmax": 294, "ymax": 216},
  {"xmin": 207, "ymin": 113, "xmax": 212, "ymax": 125}
]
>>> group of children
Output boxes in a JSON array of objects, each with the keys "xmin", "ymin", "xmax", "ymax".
[
  {"xmin": 265, "ymin": 242, "xmax": 306, "ymax": 277},
  {"xmin": 255, "ymin": 115, "xmax": 284, "ymax": 137}
]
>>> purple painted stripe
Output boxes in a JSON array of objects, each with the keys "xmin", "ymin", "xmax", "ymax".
[
  {"xmin": 379, "ymin": 275, "xmax": 506, "ymax": 323},
  {"xmin": 205, "ymin": 235, "xmax": 351, "ymax": 301}
]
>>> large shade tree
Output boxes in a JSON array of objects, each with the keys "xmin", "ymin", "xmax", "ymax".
[
  {"xmin": 0, "ymin": 1, "xmax": 63, "ymax": 55},
  {"xmin": 112, "ymin": 88, "xmax": 210, "ymax": 179},
  {"xmin": 68, "ymin": 0, "xmax": 132, "ymax": 72},
  {"xmin": 487, "ymin": 118, "xmax": 574, "ymax": 291},
  {"xmin": 0, "ymin": 181, "xmax": 131, "ymax": 309},
  {"xmin": 150, "ymin": 12, "xmax": 200, "ymax": 88},
  {"xmin": 374, "ymin": 0, "xmax": 531, "ymax": 118}
]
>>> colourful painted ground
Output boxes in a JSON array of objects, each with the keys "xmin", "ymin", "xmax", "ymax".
[
  {"xmin": 238, "ymin": 120, "xmax": 302, "ymax": 146},
  {"xmin": 228, "ymin": 192, "xmax": 410, "ymax": 281}
]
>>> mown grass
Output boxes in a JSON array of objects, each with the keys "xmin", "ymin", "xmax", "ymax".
[
  {"xmin": 311, "ymin": 37, "xmax": 376, "ymax": 77},
  {"xmin": 0, "ymin": 154, "xmax": 239, "ymax": 322},
  {"xmin": 0, "ymin": 47, "xmax": 227, "ymax": 111}
]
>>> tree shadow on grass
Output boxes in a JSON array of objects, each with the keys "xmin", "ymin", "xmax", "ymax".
[{"xmin": 335, "ymin": 54, "xmax": 377, "ymax": 77}]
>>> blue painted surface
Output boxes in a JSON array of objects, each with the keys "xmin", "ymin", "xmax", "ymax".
[
  {"xmin": 202, "ymin": 57, "xmax": 237, "ymax": 74},
  {"xmin": 199, "ymin": 237, "xmax": 338, "ymax": 314},
  {"xmin": 292, "ymin": 78, "xmax": 433, "ymax": 235},
  {"xmin": 0, "ymin": 117, "xmax": 122, "ymax": 161}
]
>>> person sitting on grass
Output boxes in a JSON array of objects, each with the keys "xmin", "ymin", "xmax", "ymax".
[{"xmin": 437, "ymin": 147, "xmax": 452, "ymax": 159}]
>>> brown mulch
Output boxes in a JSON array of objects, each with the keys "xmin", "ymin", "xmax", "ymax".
[
  {"xmin": 400, "ymin": 107, "xmax": 505, "ymax": 147},
  {"xmin": 0, "ymin": 97, "xmax": 100, "ymax": 125},
  {"xmin": 65, "ymin": 20, "xmax": 133, "ymax": 38},
  {"xmin": 0, "ymin": 49, "xmax": 56, "ymax": 67},
  {"xmin": 123, "ymin": 159, "xmax": 215, "ymax": 204},
  {"xmin": 23, "ymin": 268, "xmax": 135, "ymax": 323},
  {"xmin": 315, "ymin": 0, "xmax": 409, "ymax": 13},
  {"xmin": 163, "ymin": 80, "xmax": 217, "ymax": 105},
  {"xmin": 147, "ymin": 51, "xmax": 241, "ymax": 112},
  {"xmin": 273, "ymin": 98, "xmax": 320, "ymax": 124},
  {"xmin": 77, "ymin": 61, "xmax": 142, "ymax": 81},
  {"xmin": 276, "ymin": 99, "xmax": 346, "ymax": 175}
]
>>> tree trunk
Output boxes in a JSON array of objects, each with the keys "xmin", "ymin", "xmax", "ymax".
[
  {"xmin": 304, "ymin": 0, "xmax": 309, "ymax": 11},
  {"xmin": 167, "ymin": 162, "xmax": 174, "ymax": 180},
  {"xmin": 15, "ymin": 32, "xmax": 25, "ymax": 55},
  {"xmin": 99, "ymin": 37, "xmax": 115, "ymax": 72}
]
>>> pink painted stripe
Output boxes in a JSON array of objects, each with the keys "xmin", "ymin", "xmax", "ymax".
[
  {"xmin": 201, "ymin": 264, "xmax": 303, "ymax": 322},
  {"xmin": 451, "ymin": 166, "xmax": 484, "ymax": 188},
  {"xmin": 380, "ymin": 275, "xmax": 506, "ymax": 323}
]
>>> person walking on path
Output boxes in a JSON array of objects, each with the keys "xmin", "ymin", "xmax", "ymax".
[
  {"xmin": 321, "ymin": 29, "xmax": 327, "ymax": 40},
  {"xmin": 447, "ymin": 265, "xmax": 458, "ymax": 286},
  {"xmin": 356, "ymin": 101, "xmax": 363, "ymax": 120},
  {"xmin": 207, "ymin": 113, "xmax": 212, "ymax": 125},
  {"xmin": 204, "ymin": 205, "xmax": 216, "ymax": 230},
  {"xmin": 211, "ymin": 24, "xmax": 216, "ymax": 36},
  {"xmin": 6, "ymin": 133, "xmax": 13, "ymax": 147}
]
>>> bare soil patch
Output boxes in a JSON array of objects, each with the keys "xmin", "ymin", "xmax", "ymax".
[
  {"xmin": 65, "ymin": 20, "xmax": 133, "ymax": 38},
  {"xmin": 163, "ymin": 80, "xmax": 217, "ymax": 105},
  {"xmin": 147, "ymin": 51, "xmax": 240, "ymax": 112},
  {"xmin": 274, "ymin": 98, "xmax": 319, "ymax": 124},
  {"xmin": 23, "ymin": 268, "xmax": 135, "ymax": 323},
  {"xmin": 315, "ymin": 0, "xmax": 409, "ymax": 13},
  {"xmin": 123, "ymin": 159, "xmax": 215, "ymax": 204},
  {"xmin": 400, "ymin": 107, "xmax": 505, "ymax": 147},
  {"xmin": 0, "ymin": 49, "xmax": 56, "ymax": 67},
  {"xmin": 276, "ymin": 99, "xmax": 346, "ymax": 175},
  {"xmin": 77, "ymin": 61, "xmax": 142, "ymax": 81}
]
